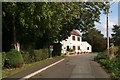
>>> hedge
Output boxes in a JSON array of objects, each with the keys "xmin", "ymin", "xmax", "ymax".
[
  {"xmin": 31, "ymin": 49, "xmax": 49, "ymax": 62},
  {"xmin": 0, "ymin": 52, "xmax": 6, "ymax": 67},
  {"xmin": 2, "ymin": 49, "xmax": 49, "ymax": 68},
  {"xmin": 21, "ymin": 49, "xmax": 49, "ymax": 63},
  {"xmin": 5, "ymin": 49, "xmax": 24, "ymax": 68},
  {"xmin": 21, "ymin": 51, "xmax": 31, "ymax": 64}
]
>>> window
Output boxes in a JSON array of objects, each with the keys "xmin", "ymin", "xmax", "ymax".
[
  {"xmin": 73, "ymin": 46, "xmax": 76, "ymax": 50},
  {"xmin": 78, "ymin": 46, "xmax": 80, "ymax": 50},
  {"xmin": 72, "ymin": 36, "xmax": 75, "ymax": 41},
  {"xmin": 77, "ymin": 37, "xmax": 80, "ymax": 41},
  {"xmin": 87, "ymin": 47, "xmax": 89, "ymax": 50}
]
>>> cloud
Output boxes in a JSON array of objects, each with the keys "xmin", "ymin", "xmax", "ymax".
[
  {"xmin": 96, "ymin": 20, "xmax": 117, "ymax": 37},
  {"xmin": 95, "ymin": 2, "xmax": 118, "ymax": 37}
]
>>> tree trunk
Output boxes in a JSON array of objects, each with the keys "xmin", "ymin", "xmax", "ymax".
[{"xmin": 13, "ymin": 15, "xmax": 16, "ymax": 49}]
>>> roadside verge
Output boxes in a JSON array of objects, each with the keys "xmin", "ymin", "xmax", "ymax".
[{"xmin": 2, "ymin": 57, "xmax": 65, "ymax": 80}]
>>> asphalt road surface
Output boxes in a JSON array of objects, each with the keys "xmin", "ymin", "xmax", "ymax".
[
  {"xmin": 4, "ymin": 53, "xmax": 110, "ymax": 80},
  {"xmin": 30, "ymin": 53, "xmax": 110, "ymax": 78}
]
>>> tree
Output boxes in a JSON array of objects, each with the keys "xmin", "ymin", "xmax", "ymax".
[
  {"xmin": 2, "ymin": 2, "xmax": 109, "ymax": 51},
  {"xmin": 112, "ymin": 25, "xmax": 120, "ymax": 46},
  {"xmin": 82, "ymin": 28, "xmax": 106, "ymax": 52}
]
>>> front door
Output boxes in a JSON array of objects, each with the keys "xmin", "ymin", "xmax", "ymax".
[{"xmin": 67, "ymin": 46, "xmax": 69, "ymax": 51}]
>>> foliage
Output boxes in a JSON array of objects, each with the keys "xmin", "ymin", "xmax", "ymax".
[
  {"xmin": 2, "ymin": 2, "xmax": 109, "ymax": 51},
  {"xmin": 1, "ymin": 52, "xmax": 6, "ymax": 67},
  {"xmin": 110, "ymin": 46, "xmax": 118, "ymax": 55},
  {"xmin": 94, "ymin": 52, "xmax": 108, "ymax": 61},
  {"xmin": 5, "ymin": 49, "xmax": 24, "ymax": 68},
  {"xmin": 2, "ymin": 58, "xmax": 54, "ymax": 78},
  {"xmin": 112, "ymin": 25, "xmax": 120, "ymax": 46},
  {"xmin": 69, "ymin": 49, "xmax": 75, "ymax": 52},
  {"xmin": 21, "ymin": 51, "xmax": 31, "ymax": 64},
  {"xmin": 60, "ymin": 55, "xmax": 68, "ymax": 58},
  {"xmin": 28, "ymin": 49, "xmax": 49, "ymax": 62},
  {"xmin": 52, "ymin": 43, "xmax": 62, "ymax": 57},
  {"xmin": 83, "ymin": 28, "xmax": 106, "ymax": 52},
  {"xmin": 109, "ymin": 46, "xmax": 119, "ymax": 59},
  {"xmin": 94, "ymin": 52, "xmax": 120, "ymax": 80},
  {"xmin": 116, "ymin": 46, "xmax": 120, "ymax": 58},
  {"xmin": 33, "ymin": 49, "xmax": 49, "ymax": 61}
]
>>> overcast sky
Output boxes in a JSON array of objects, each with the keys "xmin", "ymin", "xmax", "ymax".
[{"xmin": 95, "ymin": 2, "xmax": 118, "ymax": 37}]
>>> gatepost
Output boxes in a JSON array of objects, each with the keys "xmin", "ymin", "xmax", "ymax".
[{"xmin": 49, "ymin": 45, "xmax": 53, "ymax": 58}]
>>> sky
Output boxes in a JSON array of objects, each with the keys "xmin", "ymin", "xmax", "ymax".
[{"xmin": 95, "ymin": 1, "xmax": 118, "ymax": 37}]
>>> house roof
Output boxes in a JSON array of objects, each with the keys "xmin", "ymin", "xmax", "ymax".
[{"xmin": 70, "ymin": 30, "xmax": 81, "ymax": 36}]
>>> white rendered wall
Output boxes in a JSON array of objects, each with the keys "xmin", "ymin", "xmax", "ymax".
[{"xmin": 61, "ymin": 35, "xmax": 92, "ymax": 53}]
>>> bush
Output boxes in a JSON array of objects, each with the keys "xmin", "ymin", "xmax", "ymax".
[
  {"xmin": 94, "ymin": 52, "xmax": 108, "ymax": 61},
  {"xmin": 116, "ymin": 46, "xmax": 120, "ymax": 58},
  {"xmin": 69, "ymin": 49, "xmax": 75, "ymax": 52},
  {"xmin": 33, "ymin": 50, "xmax": 43, "ymax": 61},
  {"xmin": 5, "ymin": 49, "xmax": 24, "ymax": 68},
  {"xmin": 29, "ymin": 49, "xmax": 49, "ymax": 62},
  {"xmin": 0, "ymin": 52, "xmax": 6, "ymax": 67},
  {"xmin": 34, "ymin": 49, "xmax": 49, "ymax": 61},
  {"xmin": 94, "ymin": 52, "xmax": 120, "ymax": 80},
  {"xmin": 21, "ymin": 51, "xmax": 31, "ymax": 64}
]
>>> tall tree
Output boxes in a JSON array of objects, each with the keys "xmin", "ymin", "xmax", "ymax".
[
  {"xmin": 82, "ymin": 28, "xmax": 106, "ymax": 52},
  {"xmin": 2, "ymin": 2, "xmax": 109, "ymax": 51},
  {"xmin": 112, "ymin": 25, "xmax": 120, "ymax": 46}
]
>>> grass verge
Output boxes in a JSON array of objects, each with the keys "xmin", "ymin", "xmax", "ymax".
[{"xmin": 2, "ymin": 56, "xmax": 66, "ymax": 78}]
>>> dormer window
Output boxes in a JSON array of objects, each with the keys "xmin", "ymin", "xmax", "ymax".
[
  {"xmin": 72, "ymin": 36, "xmax": 75, "ymax": 41},
  {"xmin": 77, "ymin": 37, "xmax": 80, "ymax": 41}
]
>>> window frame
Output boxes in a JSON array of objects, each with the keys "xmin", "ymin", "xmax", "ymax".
[
  {"xmin": 77, "ymin": 37, "xmax": 80, "ymax": 41},
  {"xmin": 78, "ymin": 46, "xmax": 80, "ymax": 50},
  {"xmin": 72, "ymin": 36, "xmax": 75, "ymax": 41},
  {"xmin": 73, "ymin": 46, "xmax": 76, "ymax": 50}
]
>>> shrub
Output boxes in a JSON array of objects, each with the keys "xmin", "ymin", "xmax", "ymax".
[
  {"xmin": 29, "ymin": 49, "xmax": 49, "ymax": 62},
  {"xmin": 21, "ymin": 51, "xmax": 31, "ymax": 64},
  {"xmin": 116, "ymin": 46, "xmax": 120, "ymax": 58},
  {"xmin": 95, "ymin": 52, "xmax": 120, "ymax": 80},
  {"xmin": 36, "ymin": 49, "xmax": 49, "ymax": 60},
  {"xmin": 0, "ymin": 52, "xmax": 6, "ymax": 67},
  {"xmin": 94, "ymin": 52, "xmax": 108, "ymax": 61},
  {"xmin": 69, "ymin": 49, "xmax": 75, "ymax": 52},
  {"xmin": 5, "ymin": 49, "xmax": 24, "ymax": 68},
  {"xmin": 33, "ymin": 50, "xmax": 43, "ymax": 61},
  {"xmin": 41, "ymin": 49, "xmax": 49, "ymax": 60}
]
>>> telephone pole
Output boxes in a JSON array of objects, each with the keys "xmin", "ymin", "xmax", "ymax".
[
  {"xmin": 106, "ymin": 8, "xmax": 109, "ymax": 55},
  {"xmin": 106, "ymin": 2, "xmax": 115, "ymax": 55}
]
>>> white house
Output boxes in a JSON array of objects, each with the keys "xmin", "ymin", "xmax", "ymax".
[{"xmin": 61, "ymin": 30, "xmax": 92, "ymax": 54}]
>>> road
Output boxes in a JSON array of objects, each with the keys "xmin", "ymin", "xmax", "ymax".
[
  {"xmin": 4, "ymin": 53, "xmax": 110, "ymax": 80},
  {"xmin": 30, "ymin": 53, "xmax": 110, "ymax": 78}
]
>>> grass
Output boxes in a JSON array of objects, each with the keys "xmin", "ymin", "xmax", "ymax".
[
  {"xmin": 59, "ymin": 55, "xmax": 68, "ymax": 58},
  {"xmin": 2, "ymin": 57, "xmax": 55, "ymax": 78}
]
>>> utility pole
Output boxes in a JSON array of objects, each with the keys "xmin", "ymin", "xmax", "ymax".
[
  {"xmin": 105, "ymin": 2, "xmax": 116, "ymax": 56},
  {"xmin": 106, "ymin": 6, "xmax": 109, "ymax": 55}
]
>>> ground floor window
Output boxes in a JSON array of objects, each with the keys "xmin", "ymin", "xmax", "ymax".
[
  {"xmin": 73, "ymin": 46, "xmax": 76, "ymax": 50},
  {"xmin": 87, "ymin": 47, "xmax": 89, "ymax": 50},
  {"xmin": 78, "ymin": 46, "xmax": 80, "ymax": 50}
]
